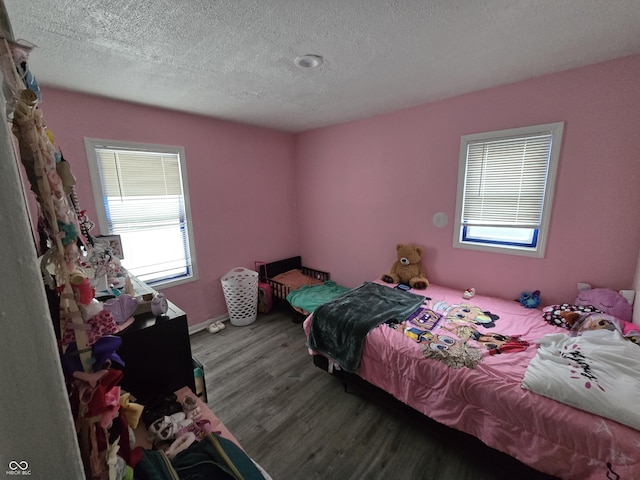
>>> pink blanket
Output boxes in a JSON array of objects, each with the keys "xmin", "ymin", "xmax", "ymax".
[{"xmin": 303, "ymin": 282, "xmax": 640, "ymax": 480}]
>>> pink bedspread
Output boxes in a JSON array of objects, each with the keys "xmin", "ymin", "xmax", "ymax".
[{"xmin": 303, "ymin": 283, "xmax": 640, "ymax": 480}]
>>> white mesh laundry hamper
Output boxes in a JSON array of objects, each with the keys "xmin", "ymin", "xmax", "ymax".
[{"xmin": 221, "ymin": 267, "xmax": 259, "ymax": 326}]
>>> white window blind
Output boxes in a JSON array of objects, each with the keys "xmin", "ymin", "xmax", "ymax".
[
  {"xmin": 86, "ymin": 140, "xmax": 196, "ymax": 286},
  {"xmin": 462, "ymin": 134, "xmax": 552, "ymax": 228},
  {"xmin": 454, "ymin": 122, "xmax": 564, "ymax": 257}
]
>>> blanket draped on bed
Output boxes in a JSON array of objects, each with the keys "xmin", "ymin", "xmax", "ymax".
[
  {"xmin": 307, "ymin": 282, "xmax": 425, "ymax": 372},
  {"xmin": 522, "ymin": 328, "xmax": 640, "ymax": 431}
]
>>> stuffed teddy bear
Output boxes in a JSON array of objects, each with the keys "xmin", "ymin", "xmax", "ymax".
[{"xmin": 381, "ymin": 243, "xmax": 429, "ymax": 289}]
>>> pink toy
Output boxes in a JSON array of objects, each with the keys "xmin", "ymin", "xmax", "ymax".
[
  {"xmin": 70, "ymin": 274, "xmax": 95, "ymax": 305},
  {"xmin": 574, "ymin": 283, "xmax": 634, "ymax": 323}
]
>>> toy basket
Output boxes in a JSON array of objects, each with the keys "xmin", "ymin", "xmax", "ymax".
[{"xmin": 221, "ymin": 267, "xmax": 258, "ymax": 326}]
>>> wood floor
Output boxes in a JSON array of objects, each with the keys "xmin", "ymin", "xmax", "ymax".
[{"xmin": 190, "ymin": 308, "xmax": 557, "ymax": 480}]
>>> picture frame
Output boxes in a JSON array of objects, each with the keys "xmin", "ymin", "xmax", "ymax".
[{"xmin": 97, "ymin": 234, "xmax": 124, "ymax": 259}]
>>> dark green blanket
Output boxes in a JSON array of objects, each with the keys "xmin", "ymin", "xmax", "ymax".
[{"xmin": 307, "ymin": 282, "xmax": 425, "ymax": 372}]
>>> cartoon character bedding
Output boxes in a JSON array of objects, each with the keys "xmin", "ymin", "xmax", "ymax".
[
  {"xmin": 303, "ymin": 281, "xmax": 640, "ymax": 480},
  {"xmin": 397, "ymin": 300, "xmax": 530, "ymax": 368},
  {"xmin": 307, "ymin": 281, "xmax": 533, "ymax": 373}
]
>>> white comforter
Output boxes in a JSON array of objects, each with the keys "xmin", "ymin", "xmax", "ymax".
[{"xmin": 522, "ymin": 328, "xmax": 640, "ymax": 431}]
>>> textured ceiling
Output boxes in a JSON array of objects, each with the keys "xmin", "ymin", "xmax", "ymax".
[{"xmin": 3, "ymin": 0, "xmax": 640, "ymax": 132}]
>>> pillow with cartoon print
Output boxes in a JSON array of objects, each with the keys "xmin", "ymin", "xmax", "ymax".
[
  {"xmin": 542, "ymin": 303, "xmax": 600, "ymax": 329},
  {"xmin": 569, "ymin": 312, "xmax": 640, "ymax": 344}
]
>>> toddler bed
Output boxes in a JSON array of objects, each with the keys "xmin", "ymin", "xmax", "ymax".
[
  {"xmin": 258, "ymin": 256, "xmax": 348, "ymax": 321},
  {"xmin": 303, "ymin": 281, "xmax": 640, "ymax": 480}
]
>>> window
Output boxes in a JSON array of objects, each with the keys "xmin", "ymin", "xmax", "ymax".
[
  {"xmin": 453, "ymin": 122, "xmax": 564, "ymax": 257},
  {"xmin": 85, "ymin": 139, "xmax": 197, "ymax": 286}
]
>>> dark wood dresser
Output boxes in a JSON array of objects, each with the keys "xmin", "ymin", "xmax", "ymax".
[{"xmin": 116, "ymin": 296, "xmax": 196, "ymax": 404}]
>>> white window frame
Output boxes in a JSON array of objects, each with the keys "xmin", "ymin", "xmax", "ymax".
[
  {"xmin": 84, "ymin": 138, "xmax": 198, "ymax": 287},
  {"xmin": 453, "ymin": 122, "xmax": 564, "ymax": 258}
]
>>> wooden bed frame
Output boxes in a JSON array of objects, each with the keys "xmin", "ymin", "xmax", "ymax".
[{"xmin": 258, "ymin": 256, "xmax": 330, "ymax": 322}]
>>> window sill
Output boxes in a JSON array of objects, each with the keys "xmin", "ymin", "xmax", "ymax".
[
  {"xmin": 453, "ymin": 240, "xmax": 545, "ymax": 258},
  {"xmin": 149, "ymin": 272, "xmax": 199, "ymax": 290}
]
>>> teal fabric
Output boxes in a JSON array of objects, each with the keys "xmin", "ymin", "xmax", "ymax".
[
  {"xmin": 286, "ymin": 280, "xmax": 350, "ymax": 313},
  {"xmin": 134, "ymin": 432, "xmax": 265, "ymax": 480},
  {"xmin": 134, "ymin": 450, "xmax": 179, "ymax": 480}
]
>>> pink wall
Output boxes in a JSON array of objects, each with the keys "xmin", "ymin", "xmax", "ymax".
[
  {"xmin": 35, "ymin": 54, "xmax": 640, "ymax": 322},
  {"xmin": 295, "ymin": 54, "xmax": 640, "ymax": 307},
  {"xmin": 38, "ymin": 87, "xmax": 298, "ymax": 326}
]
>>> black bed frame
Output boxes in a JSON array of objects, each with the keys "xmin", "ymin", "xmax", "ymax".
[{"xmin": 258, "ymin": 256, "xmax": 330, "ymax": 322}]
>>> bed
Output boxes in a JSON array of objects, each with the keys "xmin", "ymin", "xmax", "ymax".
[
  {"xmin": 302, "ymin": 281, "xmax": 640, "ymax": 480},
  {"xmin": 258, "ymin": 256, "xmax": 348, "ymax": 322}
]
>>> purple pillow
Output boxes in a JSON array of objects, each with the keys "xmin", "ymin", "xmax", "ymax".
[{"xmin": 575, "ymin": 286, "xmax": 633, "ymax": 323}]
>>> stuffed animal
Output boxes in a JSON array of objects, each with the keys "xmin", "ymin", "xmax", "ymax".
[
  {"xmin": 575, "ymin": 282, "xmax": 634, "ymax": 323},
  {"xmin": 519, "ymin": 290, "xmax": 541, "ymax": 308},
  {"xmin": 381, "ymin": 243, "xmax": 429, "ymax": 289},
  {"xmin": 542, "ymin": 283, "xmax": 635, "ymax": 330}
]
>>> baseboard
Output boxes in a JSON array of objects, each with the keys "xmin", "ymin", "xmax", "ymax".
[{"xmin": 189, "ymin": 314, "xmax": 229, "ymax": 335}]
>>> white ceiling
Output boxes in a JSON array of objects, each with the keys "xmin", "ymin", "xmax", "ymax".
[{"xmin": 3, "ymin": 0, "xmax": 640, "ymax": 133}]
